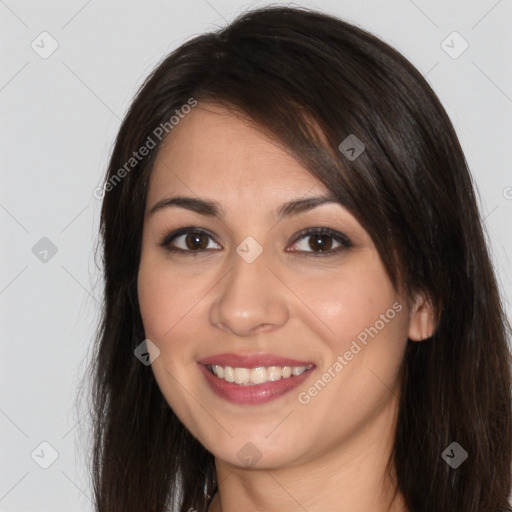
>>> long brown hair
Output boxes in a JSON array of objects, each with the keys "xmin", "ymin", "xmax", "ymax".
[{"xmin": 84, "ymin": 6, "xmax": 512, "ymax": 511}]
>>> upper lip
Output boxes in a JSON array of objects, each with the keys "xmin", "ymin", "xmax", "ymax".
[{"xmin": 198, "ymin": 352, "xmax": 315, "ymax": 369}]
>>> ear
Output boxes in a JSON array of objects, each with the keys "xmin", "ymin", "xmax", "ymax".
[{"xmin": 408, "ymin": 293, "xmax": 437, "ymax": 342}]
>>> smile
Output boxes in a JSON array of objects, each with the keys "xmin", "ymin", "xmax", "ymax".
[
  {"xmin": 198, "ymin": 356, "xmax": 315, "ymax": 404},
  {"xmin": 207, "ymin": 364, "xmax": 313, "ymax": 385}
]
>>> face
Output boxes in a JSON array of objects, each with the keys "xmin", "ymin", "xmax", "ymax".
[{"xmin": 137, "ymin": 103, "xmax": 427, "ymax": 470}]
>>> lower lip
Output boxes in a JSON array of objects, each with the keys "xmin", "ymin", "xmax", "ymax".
[{"xmin": 198, "ymin": 364, "xmax": 314, "ymax": 405}]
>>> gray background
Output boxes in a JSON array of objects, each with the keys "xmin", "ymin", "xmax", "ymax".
[{"xmin": 1, "ymin": 0, "xmax": 511, "ymax": 510}]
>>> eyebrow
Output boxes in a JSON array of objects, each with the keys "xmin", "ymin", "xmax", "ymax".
[{"xmin": 148, "ymin": 194, "xmax": 341, "ymax": 219}]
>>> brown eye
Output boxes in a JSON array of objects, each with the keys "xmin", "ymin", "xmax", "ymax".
[
  {"xmin": 308, "ymin": 234, "xmax": 334, "ymax": 252},
  {"xmin": 161, "ymin": 228, "xmax": 221, "ymax": 253},
  {"xmin": 184, "ymin": 233, "xmax": 209, "ymax": 250},
  {"xmin": 287, "ymin": 227, "xmax": 352, "ymax": 256}
]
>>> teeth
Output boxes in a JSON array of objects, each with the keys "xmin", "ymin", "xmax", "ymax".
[
  {"xmin": 249, "ymin": 366, "xmax": 267, "ymax": 384},
  {"xmin": 234, "ymin": 367, "xmax": 250, "ymax": 384},
  {"xmin": 210, "ymin": 364, "xmax": 312, "ymax": 385},
  {"xmin": 267, "ymin": 366, "xmax": 282, "ymax": 381},
  {"xmin": 224, "ymin": 366, "xmax": 234, "ymax": 382}
]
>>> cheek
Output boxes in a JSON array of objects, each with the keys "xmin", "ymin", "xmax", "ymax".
[
  {"xmin": 137, "ymin": 265, "xmax": 170, "ymax": 339},
  {"xmin": 291, "ymin": 260, "xmax": 408, "ymax": 441},
  {"xmin": 137, "ymin": 257, "xmax": 206, "ymax": 421},
  {"xmin": 136, "ymin": 252, "xmax": 216, "ymax": 405},
  {"xmin": 293, "ymin": 253, "xmax": 405, "ymax": 354},
  {"xmin": 137, "ymin": 254, "xmax": 206, "ymax": 341}
]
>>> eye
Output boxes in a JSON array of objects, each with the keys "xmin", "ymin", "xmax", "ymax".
[
  {"xmin": 160, "ymin": 227, "xmax": 221, "ymax": 254},
  {"xmin": 287, "ymin": 227, "xmax": 352, "ymax": 256},
  {"xmin": 159, "ymin": 226, "xmax": 352, "ymax": 257}
]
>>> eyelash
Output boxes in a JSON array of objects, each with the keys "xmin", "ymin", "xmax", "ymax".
[{"xmin": 159, "ymin": 225, "xmax": 352, "ymax": 257}]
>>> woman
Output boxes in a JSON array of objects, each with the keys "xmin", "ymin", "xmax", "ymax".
[{"xmin": 88, "ymin": 6, "xmax": 512, "ymax": 512}]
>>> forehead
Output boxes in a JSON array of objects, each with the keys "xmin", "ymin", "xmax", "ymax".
[{"xmin": 147, "ymin": 104, "xmax": 326, "ymax": 205}]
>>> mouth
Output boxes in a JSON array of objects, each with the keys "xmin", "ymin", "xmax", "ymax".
[
  {"xmin": 205, "ymin": 363, "xmax": 313, "ymax": 385},
  {"xmin": 197, "ymin": 353, "xmax": 316, "ymax": 405}
]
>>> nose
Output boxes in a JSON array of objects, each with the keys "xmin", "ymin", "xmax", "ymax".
[{"xmin": 209, "ymin": 247, "xmax": 289, "ymax": 337}]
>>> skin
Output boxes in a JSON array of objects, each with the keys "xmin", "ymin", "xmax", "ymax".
[{"xmin": 137, "ymin": 103, "xmax": 436, "ymax": 512}]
